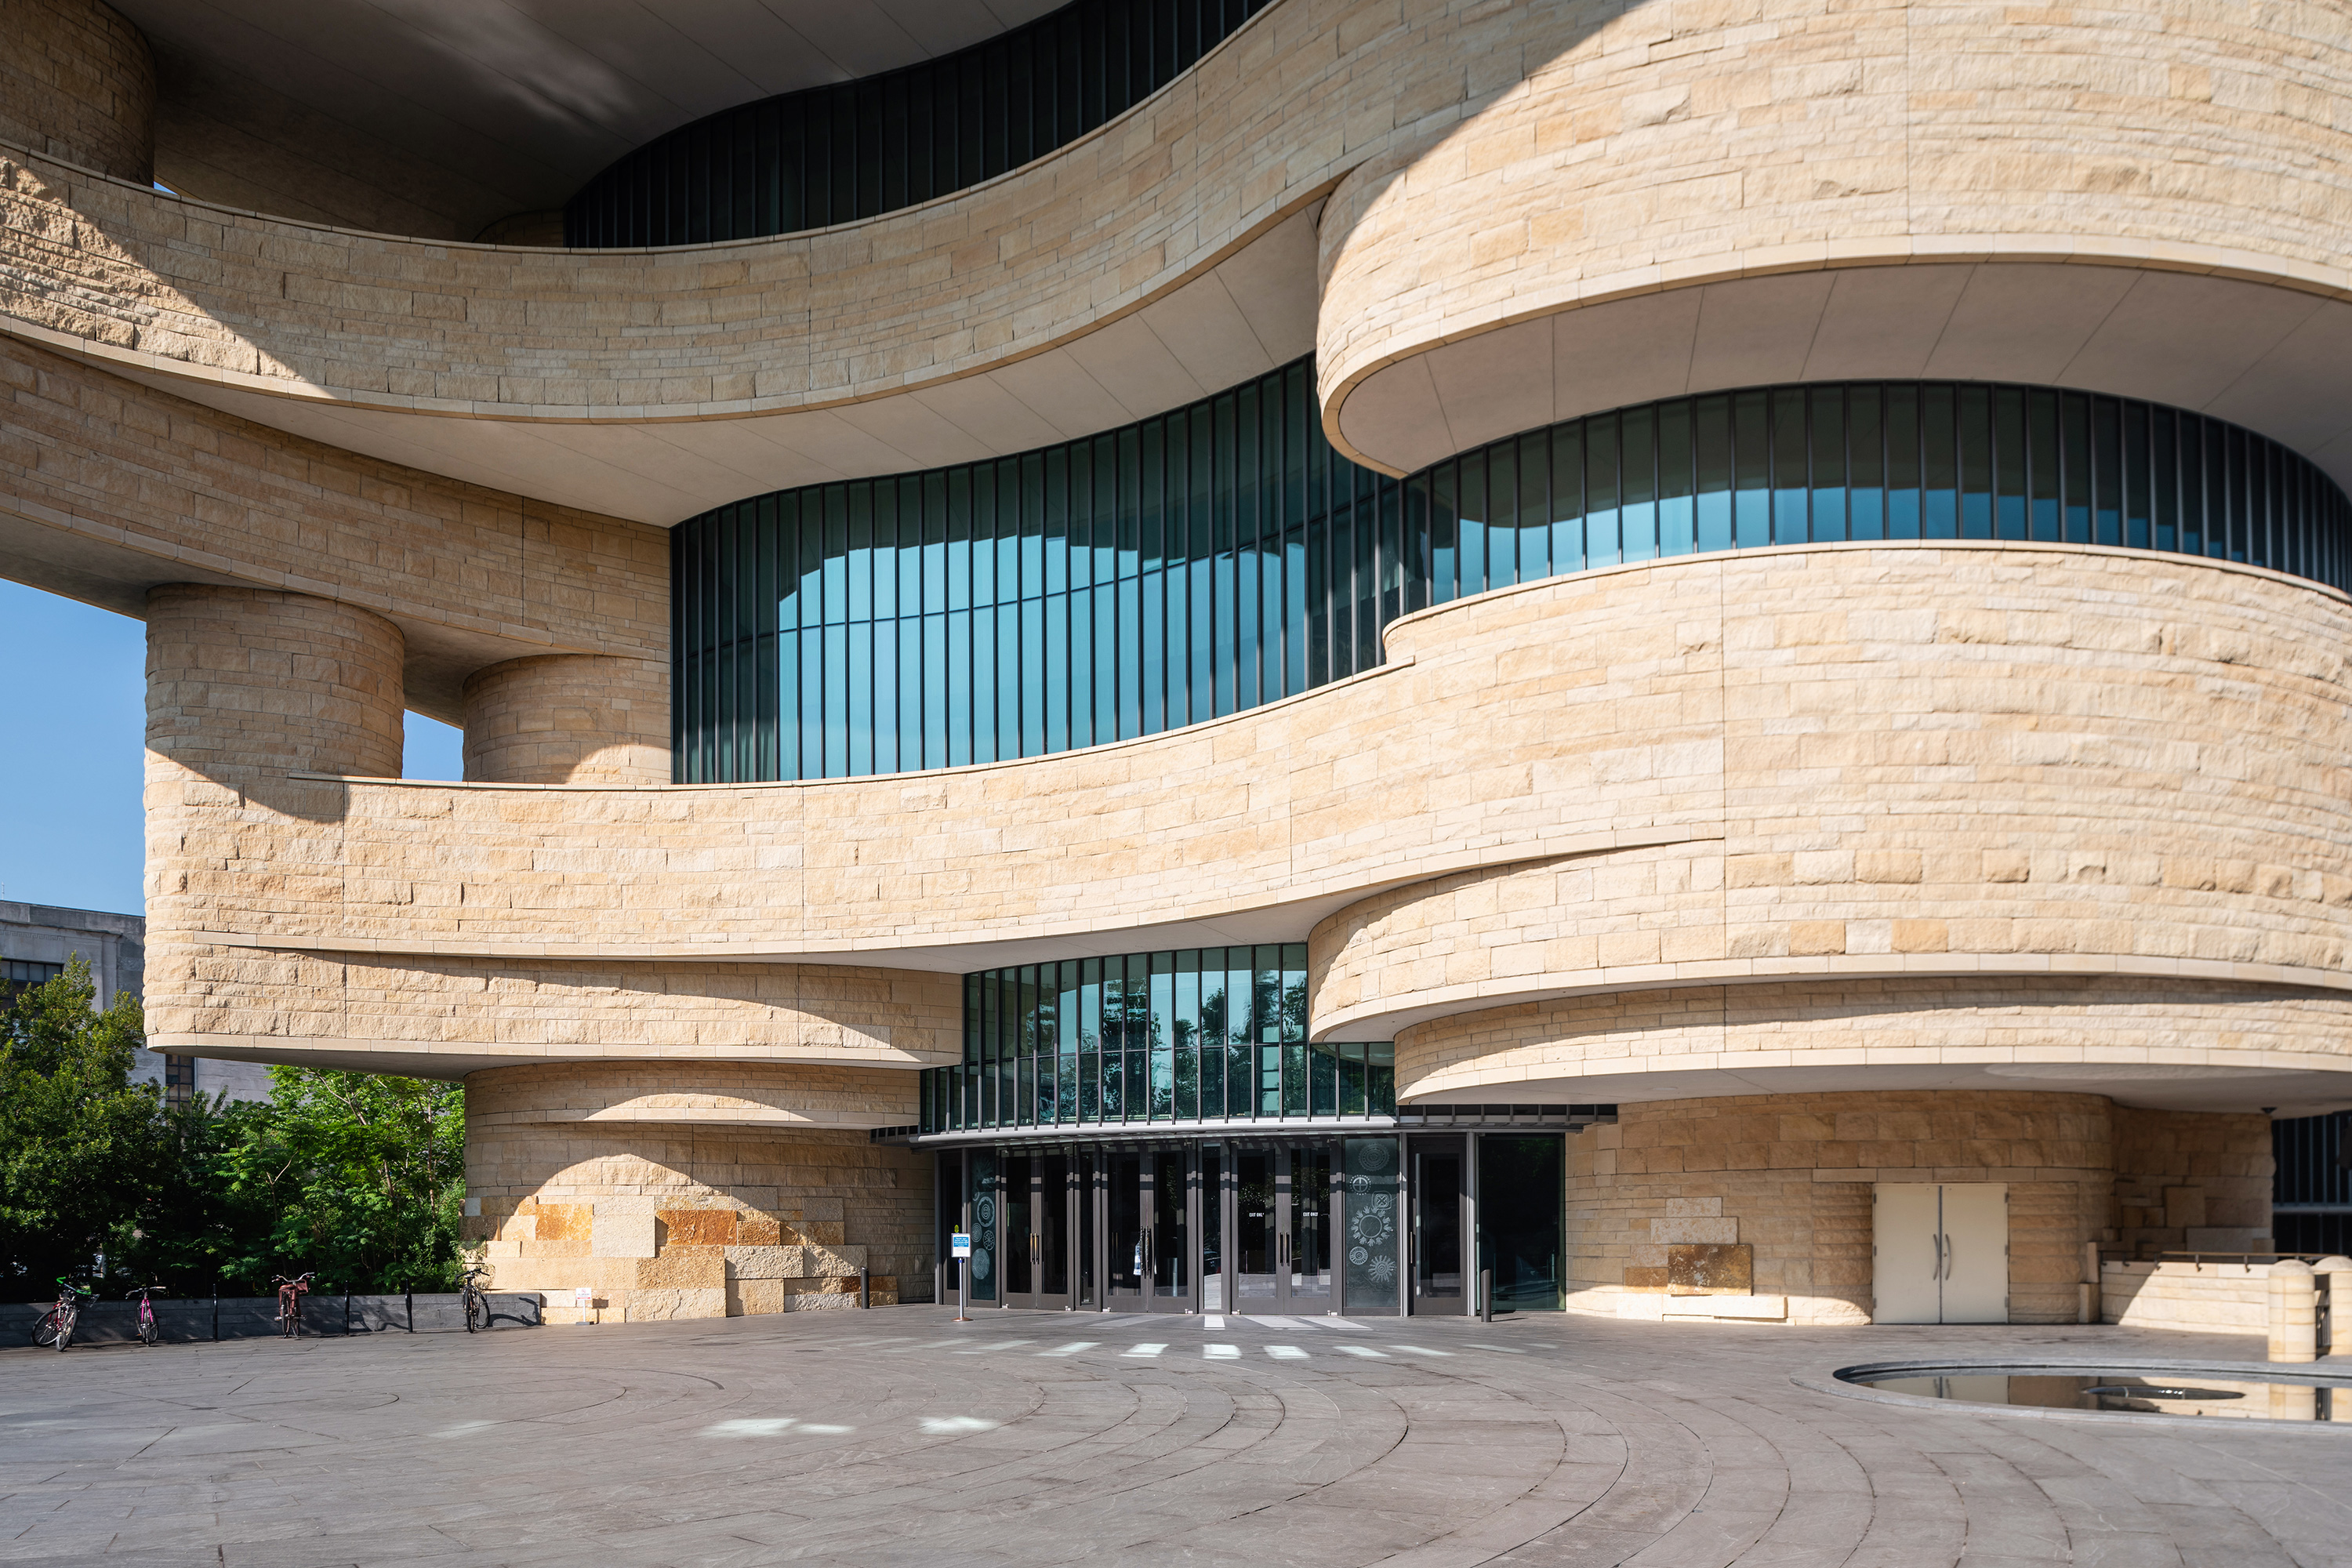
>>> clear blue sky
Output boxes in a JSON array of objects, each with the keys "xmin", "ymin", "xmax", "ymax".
[{"xmin": 0, "ymin": 579, "xmax": 463, "ymax": 916}]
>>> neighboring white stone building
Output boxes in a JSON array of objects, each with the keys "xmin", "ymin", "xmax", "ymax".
[{"xmin": 1, "ymin": 901, "xmax": 270, "ymax": 1105}]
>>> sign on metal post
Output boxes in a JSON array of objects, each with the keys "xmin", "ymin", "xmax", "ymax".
[
  {"xmin": 951, "ymin": 1232, "xmax": 973, "ymax": 1322},
  {"xmin": 950, "ymin": 1232, "xmax": 972, "ymax": 1258}
]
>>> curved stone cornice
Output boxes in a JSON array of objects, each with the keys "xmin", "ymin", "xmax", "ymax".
[
  {"xmin": 9, "ymin": 0, "xmax": 2350, "ymax": 520},
  {"xmin": 148, "ymin": 545, "xmax": 2352, "ymax": 1081},
  {"xmin": 1312, "ymin": 0, "xmax": 2352, "ymax": 486},
  {"xmin": 1388, "ymin": 976, "xmax": 2352, "ymax": 1119}
]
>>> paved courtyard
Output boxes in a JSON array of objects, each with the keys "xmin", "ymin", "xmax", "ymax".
[{"xmin": 2, "ymin": 1308, "xmax": 2344, "ymax": 1567}]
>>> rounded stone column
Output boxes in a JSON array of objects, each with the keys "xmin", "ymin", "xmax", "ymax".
[
  {"xmin": 0, "ymin": 0, "xmax": 154, "ymax": 182},
  {"xmin": 146, "ymin": 584, "xmax": 405, "ymax": 785},
  {"xmin": 143, "ymin": 585, "xmax": 405, "ymax": 1047},
  {"xmin": 461, "ymin": 653, "xmax": 669, "ymax": 784}
]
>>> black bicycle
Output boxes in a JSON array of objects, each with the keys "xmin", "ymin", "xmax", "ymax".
[
  {"xmin": 126, "ymin": 1283, "xmax": 166, "ymax": 1346},
  {"xmin": 457, "ymin": 1263, "xmax": 492, "ymax": 1334},
  {"xmin": 270, "ymin": 1272, "xmax": 317, "ymax": 1339},
  {"xmin": 31, "ymin": 1278, "xmax": 94, "ymax": 1352}
]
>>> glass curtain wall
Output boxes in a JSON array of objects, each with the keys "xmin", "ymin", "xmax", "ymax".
[
  {"xmin": 1410, "ymin": 381, "xmax": 2349, "ymax": 597},
  {"xmin": 567, "ymin": 0, "xmax": 1274, "ymax": 246},
  {"xmin": 674, "ymin": 358, "xmax": 1403, "ymax": 783},
  {"xmin": 920, "ymin": 945, "xmax": 1397, "ymax": 1134},
  {"xmin": 676, "ymin": 374, "xmax": 2352, "ymax": 783}
]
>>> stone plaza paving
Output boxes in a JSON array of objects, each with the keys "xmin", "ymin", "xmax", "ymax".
[{"xmin": 2, "ymin": 1308, "xmax": 2345, "ymax": 1566}]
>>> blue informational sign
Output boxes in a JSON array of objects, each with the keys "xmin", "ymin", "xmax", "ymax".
[{"xmin": 950, "ymin": 1232, "xmax": 972, "ymax": 1258}]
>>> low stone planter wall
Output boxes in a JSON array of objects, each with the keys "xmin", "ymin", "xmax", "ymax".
[
  {"xmin": 2101, "ymin": 1261, "xmax": 2272, "ymax": 1334},
  {"xmin": 3, "ymin": 1292, "xmax": 543, "ymax": 1345}
]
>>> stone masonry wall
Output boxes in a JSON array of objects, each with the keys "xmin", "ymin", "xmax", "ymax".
[
  {"xmin": 0, "ymin": 337, "xmax": 666, "ymax": 720},
  {"xmin": 1316, "ymin": 0, "xmax": 2352, "ymax": 446},
  {"xmin": 0, "ymin": 0, "xmax": 152, "ymax": 183},
  {"xmin": 2112, "ymin": 1106, "xmax": 2275, "ymax": 1259},
  {"xmin": 1313, "ymin": 544, "xmax": 2352, "ymax": 1058},
  {"xmin": 1571, "ymin": 1090, "xmax": 2115, "ymax": 1324},
  {"xmin": 1394, "ymin": 976, "xmax": 2352, "ymax": 1105},
  {"xmin": 461, "ymin": 653, "xmax": 669, "ymax": 785},
  {"xmin": 146, "ymin": 546, "xmax": 2352, "ymax": 1087},
  {"xmin": 152, "ymin": 951, "xmax": 962, "ymax": 1074},
  {"xmin": 464, "ymin": 1070, "xmax": 933, "ymax": 1322},
  {"xmin": 4, "ymin": 0, "xmax": 2347, "ymax": 434}
]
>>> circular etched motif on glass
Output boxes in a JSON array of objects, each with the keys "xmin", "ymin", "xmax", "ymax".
[
  {"xmin": 975, "ymin": 1195, "xmax": 996, "ymax": 1229},
  {"xmin": 1354, "ymin": 1142, "xmax": 1394, "ymax": 1172}
]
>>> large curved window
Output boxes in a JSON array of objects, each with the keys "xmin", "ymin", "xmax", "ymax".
[
  {"xmin": 920, "ymin": 946, "xmax": 1396, "ymax": 1135},
  {"xmin": 673, "ymin": 358, "xmax": 1404, "ymax": 782},
  {"xmin": 674, "ymin": 374, "xmax": 2352, "ymax": 782},
  {"xmin": 567, "ymin": 0, "xmax": 1273, "ymax": 247}
]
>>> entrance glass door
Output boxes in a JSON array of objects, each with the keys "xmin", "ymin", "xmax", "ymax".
[
  {"xmin": 1102, "ymin": 1150, "xmax": 1192, "ymax": 1312},
  {"xmin": 1288, "ymin": 1145, "xmax": 1331, "ymax": 1310},
  {"xmin": 1226, "ymin": 1144, "xmax": 1331, "ymax": 1316},
  {"xmin": 1234, "ymin": 1149, "xmax": 1277, "ymax": 1308},
  {"xmin": 1151, "ymin": 1149, "xmax": 1190, "ymax": 1310},
  {"xmin": 1003, "ymin": 1153, "xmax": 1073, "ymax": 1309},
  {"xmin": 1106, "ymin": 1152, "xmax": 1147, "ymax": 1308},
  {"xmin": 1412, "ymin": 1138, "xmax": 1467, "ymax": 1315},
  {"xmin": 1003, "ymin": 1152, "xmax": 1035, "ymax": 1303}
]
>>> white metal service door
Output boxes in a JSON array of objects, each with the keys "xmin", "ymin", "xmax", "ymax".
[
  {"xmin": 1937, "ymin": 1184, "xmax": 2009, "ymax": 1323},
  {"xmin": 1872, "ymin": 1185, "xmax": 1941, "ymax": 1324}
]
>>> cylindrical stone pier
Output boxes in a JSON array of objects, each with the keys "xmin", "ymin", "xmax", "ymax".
[
  {"xmin": 461, "ymin": 653, "xmax": 669, "ymax": 784},
  {"xmin": 145, "ymin": 585, "xmax": 406, "ymax": 786},
  {"xmin": 0, "ymin": 0, "xmax": 155, "ymax": 181}
]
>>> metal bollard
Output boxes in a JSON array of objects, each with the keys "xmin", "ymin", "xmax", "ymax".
[
  {"xmin": 1479, "ymin": 1268, "xmax": 1493, "ymax": 1324},
  {"xmin": 860, "ymin": 1267, "xmax": 871, "ymax": 1309}
]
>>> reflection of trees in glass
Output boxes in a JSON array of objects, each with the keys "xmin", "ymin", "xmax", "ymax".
[
  {"xmin": 1279, "ymin": 977, "xmax": 1308, "ymax": 1041},
  {"xmin": 1199, "ymin": 978, "xmax": 1229, "ymax": 1048}
]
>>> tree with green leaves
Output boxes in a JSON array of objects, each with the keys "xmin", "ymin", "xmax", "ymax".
[
  {"xmin": 210, "ymin": 1067, "xmax": 467, "ymax": 1294},
  {"xmin": 2, "ymin": 957, "xmax": 469, "ymax": 1298},
  {"xmin": 0, "ymin": 957, "xmax": 165, "ymax": 1289}
]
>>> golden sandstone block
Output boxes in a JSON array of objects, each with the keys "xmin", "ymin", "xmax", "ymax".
[
  {"xmin": 635, "ymin": 1249, "xmax": 725, "ymax": 1290},
  {"xmin": 657, "ymin": 1210, "xmax": 739, "ymax": 1247}
]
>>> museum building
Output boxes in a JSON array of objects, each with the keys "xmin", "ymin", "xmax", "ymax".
[{"xmin": 5, "ymin": 0, "xmax": 2351, "ymax": 1325}]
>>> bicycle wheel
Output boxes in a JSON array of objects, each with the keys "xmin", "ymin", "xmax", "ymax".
[
  {"xmin": 464, "ymin": 1290, "xmax": 485, "ymax": 1334},
  {"xmin": 138, "ymin": 1312, "xmax": 159, "ymax": 1347},
  {"xmin": 55, "ymin": 1308, "xmax": 76, "ymax": 1352},
  {"xmin": 31, "ymin": 1310, "xmax": 60, "ymax": 1348}
]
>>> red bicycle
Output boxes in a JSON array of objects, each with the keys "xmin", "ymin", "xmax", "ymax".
[
  {"xmin": 31, "ymin": 1278, "xmax": 93, "ymax": 1352},
  {"xmin": 126, "ymin": 1283, "xmax": 166, "ymax": 1346},
  {"xmin": 270, "ymin": 1272, "xmax": 317, "ymax": 1338}
]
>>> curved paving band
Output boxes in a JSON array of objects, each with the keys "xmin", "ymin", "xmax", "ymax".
[{"xmin": 3, "ymin": 0, "xmax": 2348, "ymax": 1325}]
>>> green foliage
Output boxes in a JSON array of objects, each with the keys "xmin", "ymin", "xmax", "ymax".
[
  {"xmin": 207, "ymin": 1067, "xmax": 468, "ymax": 1294},
  {"xmin": 1, "ymin": 960, "xmax": 466, "ymax": 1297},
  {"xmin": 0, "ymin": 959, "xmax": 164, "ymax": 1287}
]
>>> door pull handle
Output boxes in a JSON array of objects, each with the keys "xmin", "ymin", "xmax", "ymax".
[{"xmin": 1928, "ymin": 1232, "xmax": 1940, "ymax": 1280}]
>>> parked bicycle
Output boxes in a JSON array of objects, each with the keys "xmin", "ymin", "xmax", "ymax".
[
  {"xmin": 457, "ymin": 1262, "xmax": 492, "ymax": 1334},
  {"xmin": 31, "ymin": 1278, "xmax": 94, "ymax": 1352},
  {"xmin": 126, "ymin": 1283, "xmax": 167, "ymax": 1346},
  {"xmin": 270, "ymin": 1272, "xmax": 318, "ymax": 1339}
]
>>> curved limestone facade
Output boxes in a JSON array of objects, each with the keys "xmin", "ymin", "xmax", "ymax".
[{"xmin": 3, "ymin": 0, "xmax": 2346, "ymax": 1323}]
